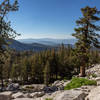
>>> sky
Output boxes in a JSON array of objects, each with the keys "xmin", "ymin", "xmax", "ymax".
[{"xmin": 8, "ymin": 0, "xmax": 100, "ymax": 39}]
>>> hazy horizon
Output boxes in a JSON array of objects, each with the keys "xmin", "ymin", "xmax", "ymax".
[{"xmin": 16, "ymin": 34, "xmax": 75, "ymax": 40}]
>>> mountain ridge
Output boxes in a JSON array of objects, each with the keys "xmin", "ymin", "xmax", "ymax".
[
  {"xmin": 8, "ymin": 39, "xmax": 53, "ymax": 51},
  {"xmin": 17, "ymin": 38, "xmax": 76, "ymax": 45},
  {"xmin": 7, "ymin": 39, "xmax": 75, "ymax": 51}
]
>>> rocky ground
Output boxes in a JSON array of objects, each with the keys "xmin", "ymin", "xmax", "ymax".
[{"xmin": 1, "ymin": 64, "xmax": 100, "ymax": 100}]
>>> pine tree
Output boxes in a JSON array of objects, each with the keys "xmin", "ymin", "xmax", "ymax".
[
  {"xmin": 44, "ymin": 60, "xmax": 50, "ymax": 86},
  {"xmin": 11, "ymin": 63, "xmax": 20, "ymax": 82},
  {"xmin": 0, "ymin": 0, "xmax": 19, "ymax": 90},
  {"xmin": 72, "ymin": 6, "xmax": 100, "ymax": 77}
]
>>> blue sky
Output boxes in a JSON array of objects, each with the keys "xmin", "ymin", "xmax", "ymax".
[{"xmin": 8, "ymin": 0, "xmax": 100, "ymax": 39}]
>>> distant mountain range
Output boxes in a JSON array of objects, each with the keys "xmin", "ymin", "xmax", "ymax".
[
  {"xmin": 7, "ymin": 38, "xmax": 76, "ymax": 51},
  {"xmin": 8, "ymin": 39, "xmax": 53, "ymax": 51},
  {"xmin": 18, "ymin": 38, "xmax": 76, "ymax": 46}
]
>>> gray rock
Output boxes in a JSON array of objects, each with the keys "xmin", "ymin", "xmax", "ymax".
[
  {"xmin": 54, "ymin": 90, "xmax": 87, "ymax": 100},
  {"xmin": 14, "ymin": 98, "xmax": 34, "ymax": 100},
  {"xmin": 63, "ymin": 81, "xmax": 70, "ymax": 87},
  {"xmin": 12, "ymin": 92, "xmax": 25, "ymax": 99},
  {"xmin": 86, "ymin": 64, "xmax": 100, "ymax": 77},
  {"xmin": 24, "ymin": 93, "xmax": 30, "ymax": 98},
  {"xmin": 52, "ymin": 80, "xmax": 64, "ymax": 86},
  {"xmin": 14, "ymin": 98, "xmax": 44, "ymax": 100},
  {"xmin": 52, "ymin": 80, "xmax": 70, "ymax": 91},
  {"xmin": 93, "ymin": 77, "xmax": 100, "ymax": 86},
  {"xmin": 85, "ymin": 86, "xmax": 100, "ymax": 100},
  {"xmin": 43, "ymin": 86, "xmax": 58, "ymax": 93},
  {"xmin": 39, "ymin": 91, "xmax": 63, "ymax": 100},
  {"xmin": 7, "ymin": 83, "xmax": 19, "ymax": 91},
  {"xmin": 95, "ymin": 77, "xmax": 100, "ymax": 81},
  {"xmin": 0, "ymin": 91, "xmax": 13, "ymax": 100},
  {"xmin": 22, "ymin": 84, "xmax": 45, "ymax": 92},
  {"xmin": 29, "ymin": 92, "xmax": 45, "ymax": 98},
  {"xmin": 52, "ymin": 81, "xmax": 64, "ymax": 90}
]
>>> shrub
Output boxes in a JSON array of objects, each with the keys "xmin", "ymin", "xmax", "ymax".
[
  {"xmin": 26, "ymin": 86, "xmax": 34, "ymax": 89},
  {"xmin": 92, "ymin": 74, "xmax": 97, "ymax": 78},
  {"xmin": 45, "ymin": 98, "xmax": 53, "ymax": 100},
  {"xmin": 64, "ymin": 77, "xmax": 97, "ymax": 90}
]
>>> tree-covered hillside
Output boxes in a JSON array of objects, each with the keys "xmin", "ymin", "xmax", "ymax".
[{"xmin": 2, "ymin": 45, "xmax": 100, "ymax": 85}]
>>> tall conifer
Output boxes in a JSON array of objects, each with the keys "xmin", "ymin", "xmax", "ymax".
[{"xmin": 72, "ymin": 6, "xmax": 100, "ymax": 76}]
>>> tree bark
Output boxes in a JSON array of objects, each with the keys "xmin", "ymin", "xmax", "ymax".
[{"xmin": 80, "ymin": 66, "xmax": 85, "ymax": 77}]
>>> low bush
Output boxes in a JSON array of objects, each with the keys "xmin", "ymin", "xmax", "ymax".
[
  {"xmin": 64, "ymin": 77, "xmax": 97, "ymax": 90},
  {"xmin": 26, "ymin": 86, "xmax": 34, "ymax": 89},
  {"xmin": 92, "ymin": 74, "xmax": 97, "ymax": 78},
  {"xmin": 45, "ymin": 98, "xmax": 53, "ymax": 100}
]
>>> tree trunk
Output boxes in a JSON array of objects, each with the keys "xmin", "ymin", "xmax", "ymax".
[
  {"xmin": 1, "ymin": 78, "xmax": 4, "ymax": 92},
  {"xmin": 80, "ymin": 66, "xmax": 85, "ymax": 77}
]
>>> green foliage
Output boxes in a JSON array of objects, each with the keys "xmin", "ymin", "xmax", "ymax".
[
  {"xmin": 0, "ymin": 0, "xmax": 19, "ymax": 89},
  {"xmin": 44, "ymin": 60, "xmax": 50, "ymax": 86},
  {"xmin": 92, "ymin": 74, "xmax": 97, "ymax": 78},
  {"xmin": 64, "ymin": 77, "xmax": 97, "ymax": 90},
  {"xmin": 10, "ymin": 63, "xmax": 21, "ymax": 81},
  {"xmin": 26, "ymin": 86, "xmax": 34, "ymax": 89},
  {"xmin": 45, "ymin": 98, "xmax": 53, "ymax": 100},
  {"xmin": 2, "ymin": 44, "xmax": 100, "ymax": 85},
  {"xmin": 8, "ymin": 45, "xmax": 77, "ymax": 84}
]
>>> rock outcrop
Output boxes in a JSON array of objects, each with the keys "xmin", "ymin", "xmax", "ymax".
[
  {"xmin": 7, "ymin": 83, "xmax": 19, "ymax": 91},
  {"xmin": 29, "ymin": 92, "xmax": 45, "ymax": 98},
  {"xmin": 13, "ymin": 98, "xmax": 34, "ymax": 100},
  {"xmin": 94, "ymin": 77, "xmax": 100, "ymax": 86},
  {"xmin": 0, "ymin": 91, "xmax": 12, "ymax": 100},
  {"xmin": 12, "ymin": 92, "xmax": 25, "ymax": 99},
  {"xmin": 85, "ymin": 86, "xmax": 100, "ymax": 100},
  {"xmin": 53, "ymin": 90, "xmax": 87, "ymax": 100},
  {"xmin": 21, "ymin": 84, "xmax": 45, "ymax": 93},
  {"xmin": 86, "ymin": 64, "xmax": 100, "ymax": 77},
  {"xmin": 52, "ymin": 80, "xmax": 70, "ymax": 90},
  {"xmin": 43, "ymin": 80, "xmax": 70, "ymax": 93}
]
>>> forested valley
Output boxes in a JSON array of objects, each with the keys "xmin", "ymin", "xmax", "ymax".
[{"xmin": 1, "ymin": 45, "xmax": 100, "ymax": 85}]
